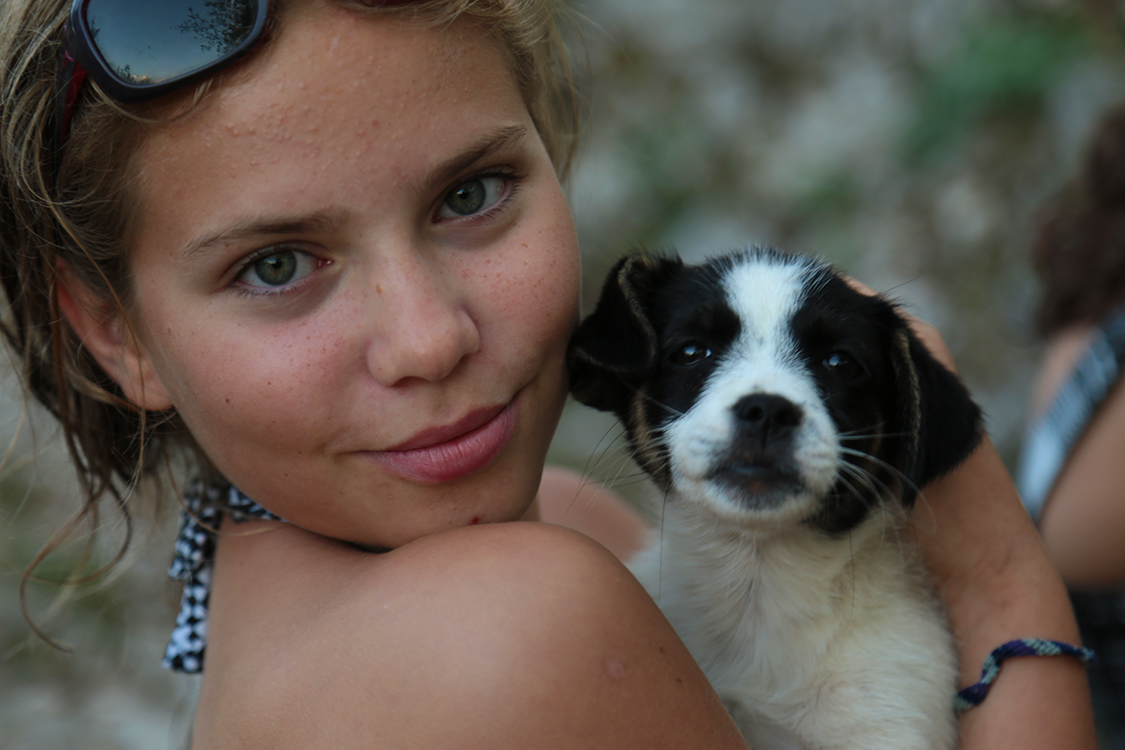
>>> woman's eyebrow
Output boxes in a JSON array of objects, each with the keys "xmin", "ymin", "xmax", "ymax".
[
  {"xmin": 180, "ymin": 211, "xmax": 346, "ymax": 261},
  {"xmin": 179, "ymin": 125, "xmax": 530, "ymax": 261},
  {"xmin": 424, "ymin": 124, "xmax": 530, "ymax": 191}
]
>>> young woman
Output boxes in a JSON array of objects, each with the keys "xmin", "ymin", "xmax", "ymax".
[
  {"xmin": 0, "ymin": 0, "xmax": 1097, "ymax": 747},
  {"xmin": 1019, "ymin": 105, "xmax": 1125, "ymax": 745}
]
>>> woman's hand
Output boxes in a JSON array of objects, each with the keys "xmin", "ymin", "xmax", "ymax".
[
  {"xmin": 837, "ymin": 276, "xmax": 1096, "ymax": 746},
  {"xmin": 917, "ymin": 435, "xmax": 1097, "ymax": 748},
  {"xmin": 548, "ymin": 278, "xmax": 1099, "ymax": 748},
  {"xmin": 880, "ymin": 291, "xmax": 1099, "ymax": 749}
]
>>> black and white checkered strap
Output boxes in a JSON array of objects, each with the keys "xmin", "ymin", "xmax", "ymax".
[
  {"xmin": 162, "ymin": 483, "xmax": 282, "ymax": 674},
  {"xmin": 1016, "ymin": 307, "xmax": 1125, "ymax": 521}
]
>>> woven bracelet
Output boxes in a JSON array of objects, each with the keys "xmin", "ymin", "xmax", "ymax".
[{"xmin": 954, "ymin": 638, "xmax": 1095, "ymax": 713}]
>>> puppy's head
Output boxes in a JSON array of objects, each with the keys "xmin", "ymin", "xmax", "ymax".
[{"xmin": 567, "ymin": 248, "xmax": 982, "ymax": 533}]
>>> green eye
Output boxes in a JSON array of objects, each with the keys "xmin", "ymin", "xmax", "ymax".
[
  {"xmin": 237, "ymin": 248, "xmax": 320, "ymax": 290},
  {"xmin": 439, "ymin": 175, "xmax": 507, "ymax": 218},
  {"xmin": 253, "ymin": 252, "xmax": 298, "ymax": 286}
]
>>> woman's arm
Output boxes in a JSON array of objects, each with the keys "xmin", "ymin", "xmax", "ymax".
[
  {"xmin": 906, "ymin": 318, "xmax": 1098, "ymax": 749},
  {"xmin": 1032, "ymin": 328, "xmax": 1125, "ymax": 586},
  {"xmin": 543, "ymin": 310, "xmax": 1099, "ymax": 748},
  {"xmin": 917, "ymin": 437, "xmax": 1097, "ymax": 748},
  {"xmin": 545, "ymin": 450, "xmax": 1099, "ymax": 748}
]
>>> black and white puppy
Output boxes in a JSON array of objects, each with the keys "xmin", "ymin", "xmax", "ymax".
[{"xmin": 568, "ymin": 248, "xmax": 981, "ymax": 750}]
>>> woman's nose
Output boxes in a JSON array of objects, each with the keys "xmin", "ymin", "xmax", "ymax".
[{"xmin": 364, "ymin": 256, "xmax": 480, "ymax": 386}]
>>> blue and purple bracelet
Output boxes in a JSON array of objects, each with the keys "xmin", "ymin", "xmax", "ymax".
[{"xmin": 954, "ymin": 638, "xmax": 1095, "ymax": 713}]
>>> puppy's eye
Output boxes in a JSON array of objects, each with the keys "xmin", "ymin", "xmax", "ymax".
[
  {"xmin": 823, "ymin": 351, "xmax": 864, "ymax": 380},
  {"xmin": 671, "ymin": 343, "xmax": 712, "ymax": 366}
]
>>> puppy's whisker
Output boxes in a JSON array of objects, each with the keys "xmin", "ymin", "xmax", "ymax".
[
  {"xmin": 836, "ymin": 459, "xmax": 913, "ymax": 569},
  {"xmin": 847, "ymin": 530, "xmax": 857, "ymax": 615},
  {"xmin": 587, "ymin": 441, "xmax": 657, "ymax": 489},
  {"xmin": 630, "ymin": 389, "xmax": 687, "ymax": 421},
  {"xmin": 576, "ymin": 452, "xmax": 629, "ymax": 496},
  {"xmin": 837, "ymin": 465, "xmax": 904, "ymax": 561},
  {"xmin": 603, "ymin": 443, "xmax": 639, "ymax": 483},
  {"xmin": 604, "ymin": 465, "xmax": 652, "ymax": 491},
  {"xmin": 836, "ymin": 462, "xmax": 883, "ymax": 503},
  {"xmin": 656, "ymin": 486, "xmax": 670, "ymax": 604},
  {"xmin": 566, "ymin": 427, "xmax": 634, "ymax": 518},
  {"xmin": 838, "ymin": 447, "xmax": 924, "ymax": 503},
  {"xmin": 835, "ymin": 425, "xmax": 886, "ymax": 439},
  {"xmin": 602, "ymin": 468, "xmax": 652, "ymax": 484},
  {"xmin": 843, "ymin": 466, "xmax": 893, "ymax": 506},
  {"xmin": 581, "ymin": 423, "xmax": 630, "ymax": 475},
  {"xmin": 832, "ymin": 472, "xmax": 869, "ymax": 511},
  {"xmin": 837, "ymin": 432, "xmax": 905, "ymax": 443}
]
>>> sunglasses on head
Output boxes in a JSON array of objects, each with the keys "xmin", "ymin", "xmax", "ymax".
[{"xmin": 54, "ymin": 0, "xmax": 415, "ymax": 169}]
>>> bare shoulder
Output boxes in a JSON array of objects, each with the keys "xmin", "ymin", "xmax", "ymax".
[{"xmin": 192, "ymin": 520, "xmax": 745, "ymax": 749}]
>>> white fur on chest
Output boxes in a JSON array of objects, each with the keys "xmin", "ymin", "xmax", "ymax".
[{"xmin": 630, "ymin": 504, "xmax": 958, "ymax": 750}]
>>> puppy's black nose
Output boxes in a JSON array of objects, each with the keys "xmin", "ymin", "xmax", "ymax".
[{"xmin": 733, "ymin": 394, "xmax": 802, "ymax": 441}]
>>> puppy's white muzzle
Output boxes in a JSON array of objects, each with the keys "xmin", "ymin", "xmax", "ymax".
[{"xmin": 665, "ymin": 353, "xmax": 841, "ymax": 527}]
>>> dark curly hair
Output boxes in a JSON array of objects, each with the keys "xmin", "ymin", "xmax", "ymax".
[{"xmin": 1032, "ymin": 106, "xmax": 1125, "ymax": 337}]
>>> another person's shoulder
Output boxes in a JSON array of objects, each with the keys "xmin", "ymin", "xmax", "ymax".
[{"xmin": 193, "ymin": 521, "xmax": 746, "ymax": 748}]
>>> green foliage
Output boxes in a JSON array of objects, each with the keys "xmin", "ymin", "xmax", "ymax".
[{"xmin": 904, "ymin": 11, "xmax": 1093, "ymax": 163}]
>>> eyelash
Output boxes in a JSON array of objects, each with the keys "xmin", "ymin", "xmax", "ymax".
[
  {"xmin": 230, "ymin": 246, "xmax": 329, "ymax": 299},
  {"xmin": 224, "ymin": 167, "xmax": 524, "ymax": 299},
  {"xmin": 435, "ymin": 167, "xmax": 523, "ymax": 224}
]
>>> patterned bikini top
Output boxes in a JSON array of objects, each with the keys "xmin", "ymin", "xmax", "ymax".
[{"xmin": 163, "ymin": 482, "xmax": 281, "ymax": 674}]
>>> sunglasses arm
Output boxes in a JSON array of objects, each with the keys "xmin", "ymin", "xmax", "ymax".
[{"xmin": 53, "ymin": 35, "xmax": 88, "ymax": 180}]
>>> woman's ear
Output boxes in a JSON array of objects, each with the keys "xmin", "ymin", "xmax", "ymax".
[{"xmin": 55, "ymin": 262, "xmax": 174, "ymax": 412}]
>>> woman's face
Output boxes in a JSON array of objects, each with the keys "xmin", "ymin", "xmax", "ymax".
[{"xmin": 121, "ymin": 3, "xmax": 581, "ymax": 548}]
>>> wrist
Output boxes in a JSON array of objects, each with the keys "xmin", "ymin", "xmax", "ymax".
[
  {"xmin": 911, "ymin": 437, "xmax": 1098, "ymax": 747},
  {"xmin": 955, "ymin": 639, "xmax": 1094, "ymax": 712}
]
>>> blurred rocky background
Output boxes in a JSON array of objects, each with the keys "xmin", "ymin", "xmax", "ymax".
[{"xmin": 4, "ymin": 0, "xmax": 1125, "ymax": 747}]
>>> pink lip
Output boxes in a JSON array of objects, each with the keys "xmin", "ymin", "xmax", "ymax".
[{"xmin": 367, "ymin": 399, "xmax": 520, "ymax": 483}]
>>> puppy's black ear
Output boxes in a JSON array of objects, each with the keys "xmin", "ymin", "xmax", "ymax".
[
  {"xmin": 888, "ymin": 316, "xmax": 983, "ymax": 508},
  {"xmin": 567, "ymin": 254, "xmax": 683, "ymax": 414}
]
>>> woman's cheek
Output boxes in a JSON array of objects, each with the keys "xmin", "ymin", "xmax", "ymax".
[{"xmin": 166, "ymin": 329, "xmax": 338, "ymax": 442}]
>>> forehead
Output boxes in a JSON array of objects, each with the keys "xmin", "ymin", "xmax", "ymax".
[
  {"xmin": 654, "ymin": 254, "xmax": 811, "ymax": 345},
  {"xmin": 719, "ymin": 257, "xmax": 808, "ymax": 344},
  {"xmin": 129, "ymin": 4, "xmax": 525, "ymax": 244},
  {"xmin": 654, "ymin": 252, "xmax": 887, "ymax": 363}
]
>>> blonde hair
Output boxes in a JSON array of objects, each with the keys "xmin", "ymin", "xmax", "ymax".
[{"xmin": 0, "ymin": 0, "xmax": 581, "ymax": 640}]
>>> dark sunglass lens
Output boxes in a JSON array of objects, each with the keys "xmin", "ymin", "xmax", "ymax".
[{"xmin": 84, "ymin": 0, "xmax": 261, "ymax": 85}]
